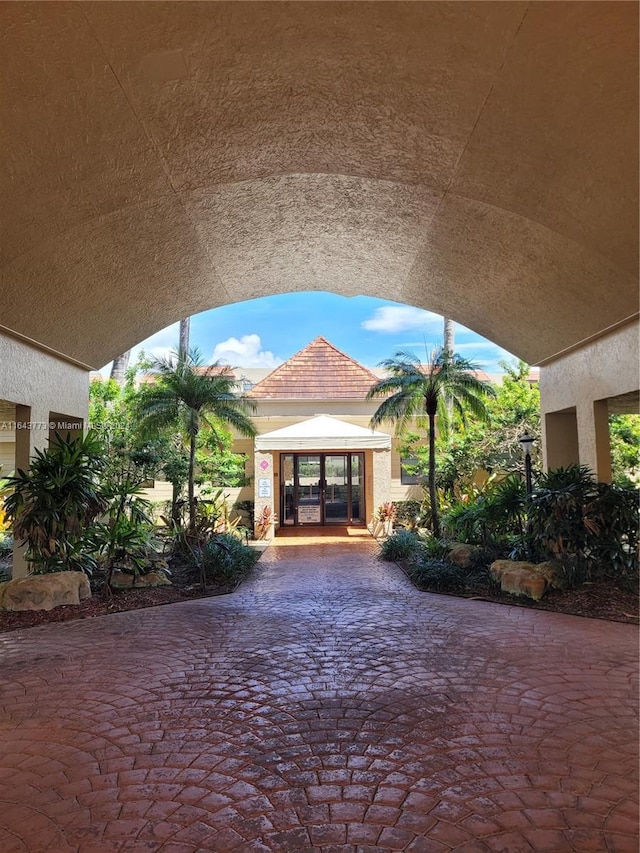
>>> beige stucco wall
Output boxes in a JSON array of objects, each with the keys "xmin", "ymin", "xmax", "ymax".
[
  {"xmin": 540, "ymin": 319, "xmax": 639, "ymax": 480},
  {"xmin": 0, "ymin": 333, "xmax": 89, "ymax": 448},
  {"xmin": 371, "ymin": 449, "xmax": 392, "ymax": 525},
  {"xmin": 0, "ymin": 331, "xmax": 90, "ymax": 577}
]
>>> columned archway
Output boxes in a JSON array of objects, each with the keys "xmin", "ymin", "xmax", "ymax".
[{"xmin": 0, "ymin": 2, "xmax": 638, "ymax": 557}]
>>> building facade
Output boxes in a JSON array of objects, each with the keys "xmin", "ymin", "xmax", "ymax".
[{"xmin": 225, "ymin": 338, "xmax": 423, "ymax": 538}]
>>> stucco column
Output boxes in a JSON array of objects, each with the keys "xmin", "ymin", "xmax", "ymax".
[
  {"xmin": 254, "ymin": 451, "xmax": 276, "ymax": 539},
  {"xmin": 539, "ymin": 320, "xmax": 638, "ymax": 483},
  {"xmin": 542, "ymin": 409, "xmax": 579, "ymax": 472},
  {"xmin": 371, "ymin": 448, "xmax": 392, "ymax": 523},
  {"xmin": 576, "ymin": 399, "xmax": 612, "ymax": 483}
]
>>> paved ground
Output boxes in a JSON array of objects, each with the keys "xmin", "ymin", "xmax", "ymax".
[{"xmin": 0, "ymin": 539, "xmax": 637, "ymax": 852}]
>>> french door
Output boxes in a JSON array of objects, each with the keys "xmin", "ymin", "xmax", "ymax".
[{"xmin": 281, "ymin": 453, "xmax": 364, "ymax": 525}]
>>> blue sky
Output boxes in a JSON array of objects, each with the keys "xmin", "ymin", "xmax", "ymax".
[{"xmin": 101, "ymin": 292, "xmax": 519, "ymax": 375}]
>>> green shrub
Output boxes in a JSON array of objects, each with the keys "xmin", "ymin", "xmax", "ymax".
[
  {"xmin": 442, "ymin": 474, "xmax": 527, "ymax": 548},
  {"xmin": 393, "ymin": 500, "xmax": 429, "ymax": 530},
  {"xmin": 0, "ymin": 532, "xmax": 13, "ymax": 560},
  {"xmin": 3, "ymin": 432, "xmax": 107, "ymax": 576},
  {"xmin": 189, "ymin": 533, "xmax": 259, "ymax": 587},
  {"xmin": 422, "ymin": 536, "xmax": 451, "ymax": 560},
  {"xmin": 527, "ymin": 465, "xmax": 639, "ymax": 588},
  {"xmin": 466, "ymin": 542, "xmax": 506, "ymax": 571},
  {"xmin": 379, "ymin": 529, "xmax": 421, "ymax": 561},
  {"xmin": 410, "ymin": 559, "xmax": 468, "ymax": 592}
]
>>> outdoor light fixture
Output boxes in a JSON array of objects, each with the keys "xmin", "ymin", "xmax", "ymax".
[{"xmin": 519, "ymin": 433, "xmax": 535, "ymax": 494}]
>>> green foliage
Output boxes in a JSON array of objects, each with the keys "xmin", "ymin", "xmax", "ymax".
[
  {"xmin": 409, "ymin": 559, "xmax": 468, "ymax": 593},
  {"xmin": 0, "ymin": 532, "xmax": 13, "ymax": 559},
  {"xmin": 609, "ymin": 414, "xmax": 640, "ymax": 486},
  {"xmin": 234, "ymin": 500, "xmax": 255, "ymax": 531},
  {"xmin": 95, "ymin": 474, "xmax": 157, "ymax": 586},
  {"xmin": 188, "ymin": 533, "xmax": 259, "ymax": 587},
  {"xmin": 197, "ymin": 428, "xmax": 251, "ymax": 488},
  {"xmin": 379, "ymin": 529, "xmax": 421, "ymax": 561},
  {"xmin": 368, "ymin": 345, "xmax": 495, "ymax": 537},
  {"xmin": 393, "ymin": 499, "xmax": 430, "ymax": 530},
  {"xmin": 136, "ymin": 348, "xmax": 256, "ymax": 534},
  {"xmin": 528, "ymin": 465, "xmax": 639, "ymax": 588},
  {"xmin": 3, "ymin": 432, "xmax": 108, "ymax": 575},
  {"xmin": 427, "ymin": 360, "xmax": 541, "ymax": 492},
  {"xmin": 443, "ymin": 475, "xmax": 527, "ymax": 547}
]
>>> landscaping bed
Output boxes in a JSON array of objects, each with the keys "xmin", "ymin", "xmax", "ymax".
[
  {"xmin": 400, "ymin": 559, "xmax": 639, "ymax": 624},
  {"xmin": 0, "ymin": 550, "xmax": 261, "ymax": 635}
]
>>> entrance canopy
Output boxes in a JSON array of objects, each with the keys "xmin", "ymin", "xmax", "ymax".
[{"xmin": 255, "ymin": 416, "xmax": 391, "ymax": 452}]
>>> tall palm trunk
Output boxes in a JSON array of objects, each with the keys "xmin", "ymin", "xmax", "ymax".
[
  {"xmin": 110, "ymin": 351, "xmax": 131, "ymax": 386},
  {"xmin": 428, "ymin": 410, "xmax": 440, "ymax": 537},
  {"xmin": 443, "ymin": 318, "xmax": 455, "ymax": 431},
  {"xmin": 179, "ymin": 318, "xmax": 190, "ymax": 361},
  {"xmin": 188, "ymin": 429, "xmax": 197, "ymax": 534},
  {"xmin": 443, "ymin": 318, "xmax": 455, "ymax": 357}
]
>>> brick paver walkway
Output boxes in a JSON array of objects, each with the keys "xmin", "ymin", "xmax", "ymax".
[{"xmin": 0, "ymin": 539, "xmax": 638, "ymax": 852}]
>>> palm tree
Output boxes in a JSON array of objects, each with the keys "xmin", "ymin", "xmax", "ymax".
[
  {"xmin": 137, "ymin": 348, "xmax": 256, "ymax": 534},
  {"xmin": 367, "ymin": 346, "xmax": 495, "ymax": 537},
  {"xmin": 443, "ymin": 317, "xmax": 455, "ymax": 358},
  {"xmin": 178, "ymin": 318, "xmax": 190, "ymax": 360},
  {"xmin": 110, "ymin": 350, "xmax": 131, "ymax": 386}
]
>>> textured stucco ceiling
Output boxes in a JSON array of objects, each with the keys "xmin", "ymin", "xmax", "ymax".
[{"xmin": 0, "ymin": 2, "xmax": 637, "ymax": 369}]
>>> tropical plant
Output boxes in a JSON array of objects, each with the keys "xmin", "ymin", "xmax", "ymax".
[
  {"xmin": 0, "ymin": 532, "xmax": 13, "ymax": 560},
  {"xmin": 3, "ymin": 432, "xmax": 108, "ymax": 575},
  {"xmin": 376, "ymin": 501, "xmax": 396, "ymax": 522},
  {"xmin": 136, "ymin": 348, "xmax": 257, "ymax": 536},
  {"xmin": 197, "ymin": 427, "xmax": 251, "ymax": 488},
  {"xmin": 393, "ymin": 499, "xmax": 429, "ymax": 531},
  {"xmin": 379, "ymin": 529, "xmax": 421, "ymax": 561},
  {"xmin": 443, "ymin": 474, "xmax": 527, "ymax": 548},
  {"xmin": 609, "ymin": 414, "xmax": 640, "ymax": 486},
  {"xmin": 95, "ymin": 469, "xmax": 157, "ymax": 589},
  {"xmin": 409, "ymin": 558, "xmax": 468, "ymax": 593},
  {"xmin": 188, "ymin": 532, "xmax": 259, "ymax": 588},
  {"xmin": 256, "ymin": 505, "xmax": 275, "ymax": 540},
  {"xmin": 368, "ymin": 346, "xmax": 495, "ymax": 537},
  {"xmin": 406, "ymin": 360, "xmax": 540, "ymax": 492},
  {"xmin": 527, "ymin": 465, "xmax": 639, "ymax": 587}
]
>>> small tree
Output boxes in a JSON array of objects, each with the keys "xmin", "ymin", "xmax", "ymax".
[
  {"xmin": 4, "ymin": 432, "xmax": 108, "ymax": 575},
  {"xmin": 136, "ymin": 348, "xmax": 257, "ymax": 535},
  {"xmin": 367, "ymin": 346, "xmax": 495, "ymax": 537}
]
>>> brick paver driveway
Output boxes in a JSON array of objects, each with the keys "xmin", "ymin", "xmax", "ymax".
[{"xmin": 0, "ymin": 539, "xmax": 638, "ymax": 852}]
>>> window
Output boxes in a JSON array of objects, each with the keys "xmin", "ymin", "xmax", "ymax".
[{"xmin": 400, "ymin": 456, "xmax": 422, "ymax": 485}]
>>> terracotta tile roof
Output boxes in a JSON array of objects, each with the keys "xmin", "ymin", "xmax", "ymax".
[
  {"xmin": 247, "ymin": 337, "xmax": 380, "ymax": 400},
  {"xmin": 137, "ymin": 364, "xmax": 234, "ymax": 385}
]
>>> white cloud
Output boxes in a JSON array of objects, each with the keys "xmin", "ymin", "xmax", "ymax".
[
  {"xmin": 211, "ymin": 334, "xmax": 283, "ymax": 368},
  {"xmin": 361, "ymin": 306, "xmax": 443, "ymax": 333}
]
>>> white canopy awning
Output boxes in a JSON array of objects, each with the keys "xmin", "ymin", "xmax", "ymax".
[{"xmin": 255, "ymin": 415, "xmax": 391, "ymax": 451}]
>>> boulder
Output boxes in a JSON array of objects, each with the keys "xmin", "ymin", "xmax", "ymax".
[
  {"xmin": 447, "ymin": 542, "xmax": 479, "ymax": 569},
  {"xmin": 490, "ymin": 560, "xmax": 551, "ymax": 601},
  {"xmin": 110, "ymin": 569, "xmax": 172, "ymax": 589},
  {"xmin": 0, "ymin": 571, "xmax": 91, "ymax": 612}
]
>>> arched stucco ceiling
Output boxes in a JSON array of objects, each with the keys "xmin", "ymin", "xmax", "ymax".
[{"xmin": 0, "ymin": 2, "xmax": 637, "ymax": 369}]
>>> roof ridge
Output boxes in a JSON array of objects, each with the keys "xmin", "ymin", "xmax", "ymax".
[{"xmin": 247, "ymin": 337, "xmax": 380, "ymax": 399}]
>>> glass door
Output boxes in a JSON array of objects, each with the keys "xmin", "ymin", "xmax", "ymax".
[
  {"xmin": 280, "ymin": 453, "xmax": 365, "ymax": 526},
  {"xmin": 296, "ymin": 455, "xmax": 322, "ymax": 524},
  {"xmin": 282, "ymin": 454, "xmax": 295, "ymax": 525},
  {"xmin": 324, "ymin": 455, "xmax": 349, "ymax": 523}
]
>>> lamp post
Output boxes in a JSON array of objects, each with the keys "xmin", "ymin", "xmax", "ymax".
[{"xmin": 519, "ymin": 433, "xmax": 535, "ymax": 495}]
